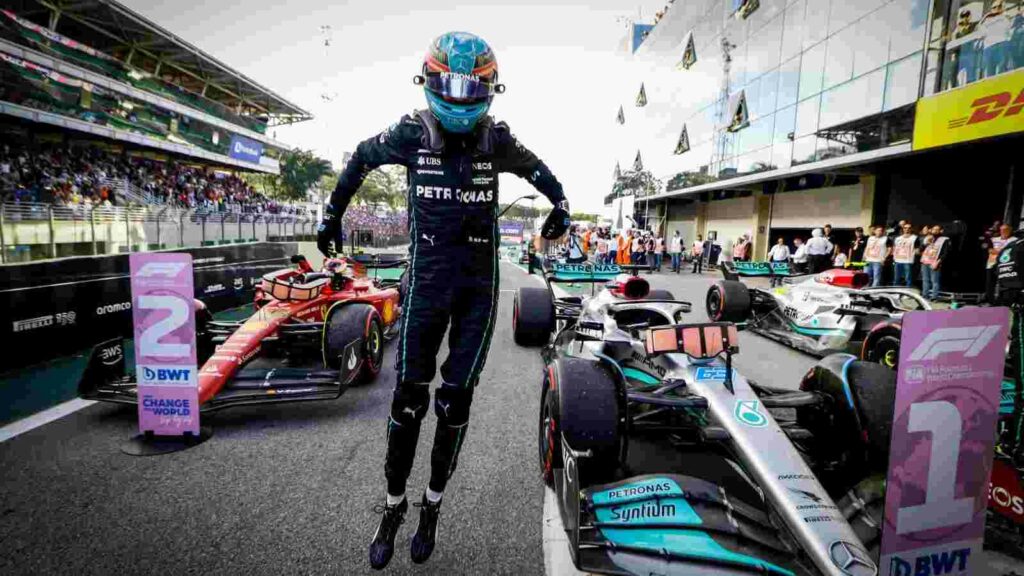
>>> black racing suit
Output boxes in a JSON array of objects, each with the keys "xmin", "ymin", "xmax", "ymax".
[
  {"xmin": 997, "ymin": 235, "xmax": 1024, "ymax": 460},
  {"xmin": 328, "ymin": 110, "xmax": 566, "ymax": 495}
]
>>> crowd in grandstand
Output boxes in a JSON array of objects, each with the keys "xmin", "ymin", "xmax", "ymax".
[
  {"xmin": 0, "ymin": 143, "xmax": 308, "ymax": 215},
  {"xmin": 341, "ymin": 205, "xmax": 408, "ymax": 244}
]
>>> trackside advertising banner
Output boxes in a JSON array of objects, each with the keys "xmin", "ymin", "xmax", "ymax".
[
  {"xmin": 880, "ymin": 308, "xmax": 1009, "ymax": 576},
  {"xmin": 499, "ymin": 221, "xmax": 524, "ymax": 244},
  {"xmin": 129, "ymin": 253, "xmax": 199, "ymax": 436}
]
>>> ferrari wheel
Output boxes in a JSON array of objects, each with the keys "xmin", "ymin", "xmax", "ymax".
[
  {"xmin": 706, "ymin": 280, "xmax": 750, "ymax": 322},
  {"xmin": 323, "ymin": 303, "xmax": 384, "ymax": 385}
]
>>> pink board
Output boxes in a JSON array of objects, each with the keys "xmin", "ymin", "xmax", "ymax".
[
  {"xmin": 129, "ymin": 253, "xmax": 199, "ymax": 436},
  {"xmin": 880, "ymin": 307, "xmax": 1009, "ymax": 575}
]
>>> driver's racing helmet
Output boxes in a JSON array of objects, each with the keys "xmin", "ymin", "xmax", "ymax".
[
  {"xmin": 324, "ymin": 258, "xmax": 347, "ymax": 274},
  {"xmin": 420, "ymin": 32, "xmax": 500, "ymax": 134}
]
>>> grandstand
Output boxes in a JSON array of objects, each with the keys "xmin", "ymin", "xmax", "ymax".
[{"xmin": 0, "ymin": 0, "xmax": 318, "ymax": 262}]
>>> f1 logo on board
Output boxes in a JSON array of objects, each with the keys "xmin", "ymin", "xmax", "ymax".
[
  {"xmin": 948, "ymin": 88, "xmax": 1023, "ymax": 129},
  {"xmin": 888, "ymin": 547, "xmax": 970, "ymax": 576},
  {"xmin": 906, "ymin": 325, "xmax": 1001, "ymax": 361},
  {"xmin": 136, "ymin": 262, "xmax": 187, "ymax": 278}
]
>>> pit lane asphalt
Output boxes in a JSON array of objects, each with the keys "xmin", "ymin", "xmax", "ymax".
[{"xmin": 0, "ymin": 262, "xmax": 819, "ymax": 576}]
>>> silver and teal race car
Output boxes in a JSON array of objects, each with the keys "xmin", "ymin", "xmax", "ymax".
[
  {"xmin": 706, "ymin": 262, "xmax": 931, "ymax": 368},
  {"xmin": 512, "ymin": 262, "xmax": 893, "ymax": 576}
]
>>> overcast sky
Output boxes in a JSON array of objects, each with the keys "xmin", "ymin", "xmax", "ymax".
[{"xmin": 122, "ymin": 0, "xmax": 664, "ymax": 212}]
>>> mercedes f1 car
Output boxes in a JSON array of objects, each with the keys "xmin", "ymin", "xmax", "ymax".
[
  {"xmin": 706, "ymin": 262, "xmax": 931, "ymax": 368},
  {"xmin": 512, "ymin": 262, "xmax": 894, "ymax": 575},
  {"xmin": 79, "ymin": 254, "xmax": 406, "ymax": 412}
]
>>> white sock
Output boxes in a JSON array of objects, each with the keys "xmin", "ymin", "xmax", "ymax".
[
  {"xmin": 425, "ymin": 488, "xmax": 443, "ymax": 503},
  {"xmin": 386, "ymin": 492, "xmax": 405, "ymax": 506}
]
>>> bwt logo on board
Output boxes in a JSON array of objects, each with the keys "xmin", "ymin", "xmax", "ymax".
[
  {"xmin": 948, "ymin": 88, "xmax": 1023, "ymax": 129},
  {"xmin": 889, "ymin": 547, "xmax": 971, "ymax": 576},
  {"xmin": 142, "ymin": 366, "xmax": 192, "ymax": 383}
]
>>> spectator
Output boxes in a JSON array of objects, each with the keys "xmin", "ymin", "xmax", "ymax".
[
  {"xmin": 805, "ymin": 228, "xmax": 833, "ymax": 273},
  {"xmin": 921, "ymin": 225, "xmax": 950, "ymax": 301},
  {"xmin": 644, "ymin": 231, "xmax": 656, "ymax": 273},
  {"xmin": 767, "ymin": 237, "xmax": 790, "ymax": 287},
  {"xmin": 596, "ymin": 230, "xmax": 610, "ymax": 265},
  {"xmin": 692, "ymin": 234, "xmax": 705, "ymax": 273},
  {"xmin": 632, "ymin": 231, "xmax": 644, "ymax": 266},
  {"xmin": 792, "ymin": 237, "xmax": 809, "ymax": 274},
  {"xmin": 669, "ymin": 230, "xmax": 683, "ymax": 273},
  {"xmin": 654, "ymin": 232, "xmax": 665, "ymax": 272},
  {"xmin": 892, "ymin": 222, "xmax": 919, "ymax": 287},
  {"xmin": 864, "ymin": 225, "xmax": 890, "ymax": 287},
  {"xmin": 566, "ymin": 225, "xmax": 586, "ymax": 263},
  {"xmin": 849, "ymin": 227, "xmax": 866, "ymax": 263},
  {"xmin": 986, "ymin": 223, "xmax": 1015, "ymax": 303}
]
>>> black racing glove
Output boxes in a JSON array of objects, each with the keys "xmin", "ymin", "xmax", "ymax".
[
  {"xmin": 316, "ymin": 205, "xmax": 342, "ymax": 257},
  {"xmin": 541, "ymin": 199, "xmax": 571, "ymax": 240}
]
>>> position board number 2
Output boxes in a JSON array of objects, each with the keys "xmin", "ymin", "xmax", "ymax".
[
  {"xmin": 138, "ymin": 295, "xmax": 191, "ymax": 358},
  {"xmin": 896, "ymin": 401, "xmax": 975, "ymax": 534}
]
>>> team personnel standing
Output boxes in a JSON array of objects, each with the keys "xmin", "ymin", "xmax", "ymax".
[
  {"xmin": 892, "ymin": 222, "xmax": 918, "ymax": 287},
  {"xmin": 805, "ymin": 229, "xmax": 833, "ymax": 273},
  {"xmin": 791, "ymin": 237, "xmax": 809, "ymax": 273},
  {"xmin": 767, "ymin": 237, "xmax": 791, "ymax": 287},
  {"xmin": 315, "ymin": 32, "xmax": 571, "ymax": 570},
  {"xmin": 920, "ymin": 225, "xmax": 949, "ymax": 301},
  {"xmin": 987, "ymin": 223, "xmax": 1015, "ymax": 303},
  {"xmin": 692, "ymin": 234, "xmax": 705, "ymax": 273},
  {"xmin": 848, "ymin": 227, "xmax": 866, "ymax": 263},
  {"xmin": 596, "ymin": 231, "xmax": 610, "ymax": 265},
  {"xmin": 669, "ymin": 230, "xmax": 683, "ymax": 273},
  {"xmin": 863, "ymin": 225, "xmax": 890, "ymax": 287}
]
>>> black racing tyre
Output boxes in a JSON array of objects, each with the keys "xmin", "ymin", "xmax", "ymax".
[
  {"xmin": 538, "ymin": 357, "xmax": 621, "ymax": 488},
  {"xmin": 194, "ymin": 300, "xmax": 215, "ymax": 366},
  {"xmin": 514, "ymin": 287, "xmax": 554, "ymax": 346},
  {"xmin": 866, "ymin": 334, "xmax": 901, "ymax": 370},
  {"xmin": 647, "ymin": 289, "xmax": 676, "ymax": 300},
  {"xmin": 398, "ymin": 269, "xmax": 409, "ymax": 304},
  {"xmin": 323, "ymin": 303, "xmax": 385, "ymax": 385},
  {"xmin": 706, "ymin": 280, "xmax": 751, "ymax": 322},
  {"xmin": 798, "ymin": 355, "xmax": 897, "ymax": 475}
]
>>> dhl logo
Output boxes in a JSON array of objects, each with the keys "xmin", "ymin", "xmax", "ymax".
[{"xmin": 948, "ymin": 88, "xmax": 1024, "ymax": 129}]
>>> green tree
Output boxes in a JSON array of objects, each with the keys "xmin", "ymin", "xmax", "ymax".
[
  {"xmin": 571, "ymin": 212, "xmax": 598, "ymax": 223},
  {"xmin": 278, "ymin": 148, "xmax": 333, "ymax": 201},
  {"xmin": 612, "ymin": 168, "xmax": 663, "ymax": 198},
  {"xmin": 353, "ymin": 165, "xmax": 407, "ymax": 210}
]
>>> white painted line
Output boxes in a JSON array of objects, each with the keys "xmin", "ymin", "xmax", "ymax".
[
  {"xmin": 504, "ymin": 262, "xmax": 586, "ymax": 575},
  {"xmin": 543, "ymin": 487, "xmax": 592, "ymax": 576},
  {"xmin": 0, "ymin": 398, "xmax": 96, "ymax": 443}
]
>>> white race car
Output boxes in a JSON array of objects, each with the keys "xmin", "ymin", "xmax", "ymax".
[{"xmin": 706, "ymin": 262, "xmax": 931, "ymax": 368}]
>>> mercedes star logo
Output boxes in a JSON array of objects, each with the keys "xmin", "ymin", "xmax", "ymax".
[{"xmin": 829, "ymin": 540, "xmax": 877, "ymax": 576}]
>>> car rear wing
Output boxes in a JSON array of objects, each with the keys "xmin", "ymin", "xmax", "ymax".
[{"xmin": 719, "ymin": 261, "xmax": 796, "ymax": 281}]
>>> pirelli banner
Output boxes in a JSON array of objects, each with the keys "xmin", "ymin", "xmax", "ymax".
[
  {"xmin": 0, "ymin": 243, "xmax": 295, "ymax": 372},
  {"xmin": 913, "ymin": 69, "xmax": 1024, "ymax": 151}
]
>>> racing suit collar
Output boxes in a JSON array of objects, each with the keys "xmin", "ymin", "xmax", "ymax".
[{"xmin": 415, "ymin": 109, "xmax": 495, "ymax": 155}]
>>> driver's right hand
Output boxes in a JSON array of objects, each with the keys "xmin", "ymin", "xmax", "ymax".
[{"xmin": 317, "ymin": 208, "xmax": 341, "ymax": 257}]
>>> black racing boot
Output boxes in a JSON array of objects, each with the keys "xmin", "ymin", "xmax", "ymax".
[
  {"xmin": 410, "ymin": 494, "xmax": 442, "ymax": 564},
  {"xmin": 369, "ymin": 497, "xmax": 407, "ymax": 570}
]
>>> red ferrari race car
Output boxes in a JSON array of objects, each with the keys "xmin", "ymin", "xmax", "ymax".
[{"xmin": 78, "ymin": 254, "xmax": 406, "ymax": 412}]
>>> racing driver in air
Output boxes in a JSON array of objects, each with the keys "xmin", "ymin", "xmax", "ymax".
[{"xmin": 316, "ymin": 31, "xmax": 570, "ymax": 569}]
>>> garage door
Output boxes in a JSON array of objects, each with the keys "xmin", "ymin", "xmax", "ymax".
[
  {"xmin": 705, "ymin": 195, "xmax": 755, "ymax": 244},
  {"xmin": 665, "ymin": 200, "xmax": 697, "ymax": 245},
  {"xmin": 770, "ymin": 185, "xmax": 863, "ymax": 230}
]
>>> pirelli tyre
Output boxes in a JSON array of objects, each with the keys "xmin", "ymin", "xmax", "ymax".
[
  {"xmin": 514, "ymin": 287, "xmax": 554, "ymax": 346},
  {"xmin": 323, "ymin": 303, "xmax": 384, "ymax": 385},
  {"xmin": 646, "ymin": 289, "xmax": 676, "ymax": 301},
  {"xmin": 706, "ymin": 280, "xmax": 751, "ymax": 322},
  {"xmin": 538, "ymin": 358, "xmax": 621, "ymax": 487},
  {"xmin": 798, "ymin": 355, "xmax": 897, "ymax": 477}
]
